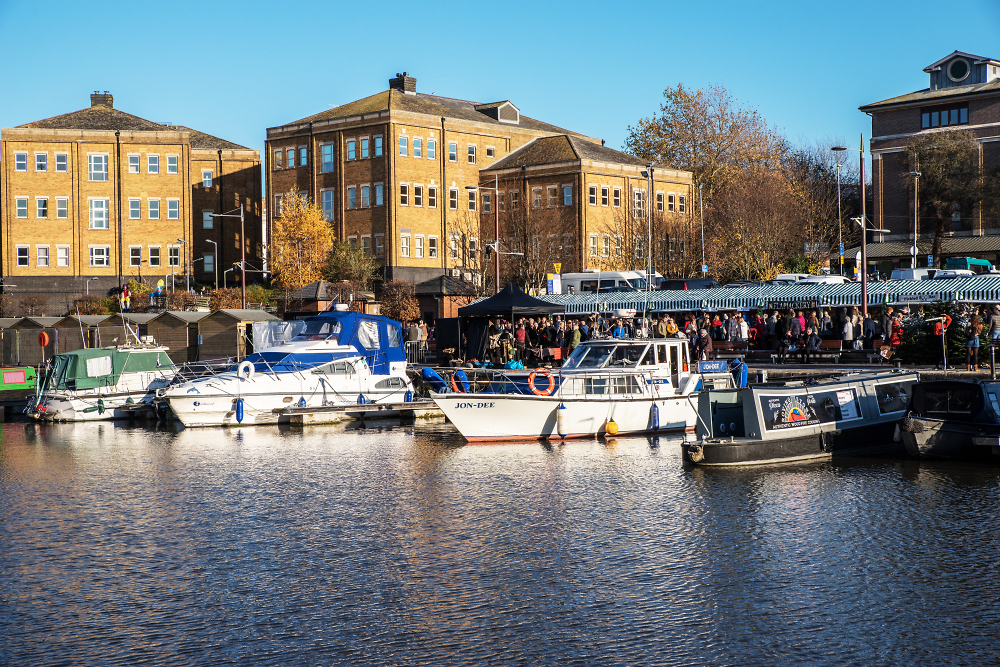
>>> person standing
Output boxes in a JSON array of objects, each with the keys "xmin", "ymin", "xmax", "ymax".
[
  {"xmin": 966, "ymin": 315, "xmax": 983, "ymax": 371},
  {"xmin": 695, "ymin": 329, "xmax": 713, "ymax": 360},
  {"xmin": 880, "ymin": 307, "xmax": 894, "ymax": 343},
  {"xmin": 933, "ymin": 313, "xmax": 953, "ymax": 370},
  {"xmin": 988, "ymin": 304, "xmax": 1000, "ymax": 345},
  {"xmin": 841, "ymin": 314, "xmax": 854, "ymax": 350}
]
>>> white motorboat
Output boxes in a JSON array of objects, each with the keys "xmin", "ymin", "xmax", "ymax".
[
  {"xmin": 431, "ymin": 338, "xmax": 735, "ymax": 441},
  {"xmin": 161, "ymin": 308, "xmax": 415, "ymax": 427},
  {"xmin": 30, "ymin": 344, "xmax": 176, "ymax": 421}
]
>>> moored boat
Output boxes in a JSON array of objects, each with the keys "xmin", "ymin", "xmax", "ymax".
[
  {"xmin": 682, "ymin": 370, "xmax": 920, "ymax": 465},
  {"xmin": 897, "ymin": 379, "xmax": 1000, "ymax": 460}
]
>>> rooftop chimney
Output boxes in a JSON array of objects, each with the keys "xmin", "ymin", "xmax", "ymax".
[
  {"xmin": 388, "ymin": 72, "xmax": 417, "ymax": 95},
  {"xmin": 91, "ymin": 91, "xmax": 114, "ymax": 108}
]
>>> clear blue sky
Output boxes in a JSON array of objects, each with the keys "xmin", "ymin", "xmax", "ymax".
[{"xmin": 2, "ymin": 0, "xmax": 998, "ymax": 165}]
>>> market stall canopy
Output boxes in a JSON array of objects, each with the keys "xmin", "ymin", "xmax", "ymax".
[{"xmin": 457, "ymin": 283, "xmax": 565, "ymax": 317}]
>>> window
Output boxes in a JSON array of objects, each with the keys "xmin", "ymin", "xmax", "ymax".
[
  {"xmin": 16, "ymin": 247, "xmax": 28, "ymax": 267},
  {"xmin": 589, "ymin": 185, "xmax": 597, "ymax": 205},
  {"xmin": 399, "ymin": 136, "xmax": 408, "ymax": 156},
  {"xmin": 375, "ymin": 183, "xmax": 384, "ymax": 206},
  {"xmin": 348, "ymin": 186, "xmax": 357, "ymax": 209},
  {"xmin": 275, "ymin": 195, "xmax": 283, "ymax": 216},
  {"xmin": 483, "ymin": 193, "xmax": 491, "ymax": 213},
  {"xmin": 414, "ymin": 139, "xmax": 422, "ymax": 158},
  {"xmin": 347, "ymin": 139, "xmax": 356, "ymax": 160},
  {"xmin": 56, "ymin": 198, "xmax": 68, "ymax": 219},
  {"xmin": 362, "ymin": 236, "xmax": 371, "ymax": 256},
  {"xmin": 130, "ymin": 247, "xmax": 142, "ymax": 266},
  {"xmin": 167, "ymin": 199, "xmax": 179, "ymax": 219},
  {"xmin": 14, "ymin": 153, "xmax": 27, "ymax": 171},
  {"xmin": 90, "ymin": 247, "xmax": 110, "ymax": 267},
  {"xmin": 449, "ymin": 142, "xmax": 457, "ymax": 162},
  {"xmin": 169, "ymin": 246, "xmax": 180, "ymax": 267},
  {"xmin": 374, "ymin": 135, "xmax": 383, "ymax": 156},
  {"xmin": 548, "ymin": 234, "xmax": 556, "ymax": 257},
  {"xmin": 590, "ymin": 234, "xmax": 598, "ymax": 257},
  {"xmin": 15, "ymin": 198, "xmax": 28, "ymax": 218},
  {"xmin": 321, "ymin": 144, "xmax": 335, "ymax": 172},
  {"xmin": 563, "ymin": 185, "xmax": 572, "ymax": 206},
  {"xmin": 668, "ymin": 194, "xmax": 675, "ymax": 212},
  {"xmin": 450, "ymin": 235, "xmax": 459, "ymax": 259},
  {"xmin": 429, "ymin": 236, "xmax": 438, "ymax": 258},
  {"xmin": 287, "ymin": 148, "xmax": 295, "ymax": 168},
  {"xmin": 299, "ymin": 146, "xmax": 307, "ymax": 165},
  {"xmin": 499, "ymin": 193, "xmax": 505, "ymax": 212},
  {"xmin": 532, "ymin": 188, "xmax": 542, "ymax": 209},
  {"xmin": 203, "ymin": 253, "xmax": 214, "ymax": 273},
  {"xmin": 148, "ymin": 155, "xmax": 159, "ymax": 174},
  {"xmin": 348, "ymin": 236, "xmax": 357, "ymax": 248},
  {"xmin": 148, "ymin": 199, "xmax": 160, "ymax": 219},
  {"xmin": 129, "ymin": 198, "xmax": 141, "ymax": 219},
  {"xmin": 375, "ymin": 234, "xmax": 384, "ymax": 257},
  {"xmin": 128, "ymin": 154, "xmax": 140, "ymax": 173},
  {"xmin": 468, "ymin": 191, "xmax": 477, "ymax": 211},
  {"xmin": 657, "ymin": 192, "xmax": 664, "ymax": 212},
  {"xmin": 203, "ymin": 211, "xmax": 214, "ymax": 229},
  {"xmin": 486, "ymin": 147, "xmax": 495, "ymax": 159},
  {"xmin": 36, "ymin": 198, "xmax": 48, "ymax": 218},
  {"xmin": 414, "ymin": 185, "xmax": 423, "ymax": 207},
  {"xmin": 35, "ymin": 153, "xmax": 47, "ymax": 172},
  {"xmin": 399, "ymin": 184, "xmax": 409, "ymax": 206},
  {"xmin": 321, "ymin": 190, "xmax": 335, "ymax": 221},
  {"xmin": 602, "ymin": 235, "xmax": 610, "ymax": 257},
  {"xmin": 55, "ymin": 154, "xmax": 68, "ymax": 172},
  {"xmin": 467, "ymin": 145, "xmax": 476, "ymax": 164},
  {"xmin": 57, "ymin": 246, "xmax": 69, "ymax": 267},
  {"xmin": 602, "ymin": 186, "xmax": 609, "ymax": 206},
  {"xmin": 613, "ymin": 187, "xmax": 621, "ymax": 208},
  {"xmin": 415, "ymin": 235, "xmax": 424, "ymax": 258},
  {"xmin": 89, "ymin": 199, "xmax": 109, "ymax": 229},
  {"xmin": 679, "ymin": 195, "xmax": 686, "ymax": 213},
  {"xmin": 547, "ymin": 186, "xmax": 557, "ymax": 207},
  {"xmin": 615, "ymin": 235, "xmax": 623, "ymax": 257},
  {"xmin": 469, "ymin": 238, "xmax": 478, "ymax": 262},
  {"xmin": 634, "ymin": 239, "xmax": 644, "ymax": 260},
  {"xmin": 167, "ymin": 155, "xmax": 178, "ymax": 174},
  {"xmin": 274, "ymin": 149, "xmax": 283, "ymax": 169},
  {"xmin": 634, "ymin": 189, "xmax": 644, "ymax": 215},
  {"xmin": 428, "ymin": 187, "xmax": 437, "ymax": 208},
  {"xmin": 449, "ymin": 188, "xmax": 458, "ymax": 210},
  {"xmin": 563, "ymin": 233, "xmax": 573, "ymax": 258},
  {"xmin": 361, "ymin": 185, "xmax": 371, "ymax": 208},
  {"xmin": 361, "ymin": 138, "xmax": 369, "ymax": 159},
  {"xmin": 202, "ymin": 170, "xmax": 213, "ymax": 188},
  {"xmin": 400, "ymin": 234, "xmax": 410, "ymax": 257},
  {"xmin": 921, "ymin": 103, "xmax": 969, "ymax": 129},
  {"xmin": 89, "ymin": 154, "xmax": 108, "ymax": 181},
  {"xmin": 428, "ymin": 140, "xmax": 436, "ymax": 159},
  {"xmin": 149, "ymin": 246, "xmax": 161, "ymax": 267},
  {"xmin": 511, "ymin": 192, "xmax": 519, "ymax": 209}
]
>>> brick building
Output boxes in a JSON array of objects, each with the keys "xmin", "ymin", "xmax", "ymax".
[
  {"xmin": 858, "ymin": 51, "xmax": 1000, "ymax": 273},
  {"xmin": 0, "ymin": 92, "xmax": 262, "ymax": 314}
]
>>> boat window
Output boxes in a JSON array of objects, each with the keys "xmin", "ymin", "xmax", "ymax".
[
  {"xmin": 375, "ymin": 377, "xmax": 406, "ymax": 389},
  {"xmin": 317, "ymin": 361, "xmax": 355, "ymax": 375},
  {"xmin": 609, "ymin": 345, "xmax": 643, "ymax": 367},
  {"xmin": 656, "ymin": 344, "xmax": 669, "ymax": 364},
  {"xmin": 639, "ymin": 346, "xmax": 656, "ymax": 366},
  {"xmin": 669, "ymin": 345, "xmax": 680, "ymax": 387},
  {"xmin": 626, "ymin": 277, "xmax": 647, "ymax": 289},
  {"xmin": 989, "ymin": 392, "xmax": 1000, "ymax": 417},
  {"xmin": 293, "ymin": 319, "xmax": 342, "ymax": 341},
  {"xmin": 386, "ymin": 324, "xmax": 401, "ymax": 348},
  {"xmin": 875, "ymin": 381, "xmax": 913, "ymax": 414},
  {"xmin": 925, "ymin": 389, "xmax": 976, "ymax": 415},
  {"xmin": 565, "ymin": 344, "xmax": 615, "ymax": 369},
  {"xmin": 357, "ymin": 320, "xmax": 380, "ymax": 349},
  {"xmin": 86, "ymin": 356, "xmax": 112, "ymax": 377}
]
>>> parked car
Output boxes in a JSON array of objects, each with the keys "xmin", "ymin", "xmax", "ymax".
[
  {"xmin": 797, "ymin": 275, "xmax": 853, "ymax": 285},
  {"xmin": 772, "ymin": 273, "xmax": 810, "ymax": 284},
  {"xmin": 889, "ymin": 268, "xmax": 937, "ymax": 280},
  {"xmin": 723, "ymin": 280, "xmax": 767, "ymax": 288},
  {"xmin": 659, "ymin": 278, "xmax": 722, "ymax": 290},
  {"xmin": 945, "ymin": 257, "xmax": 994, "ymax": 274},
  {"xmin": 932, "ymin": 269, "xmax": 976, "ymax": 279}
]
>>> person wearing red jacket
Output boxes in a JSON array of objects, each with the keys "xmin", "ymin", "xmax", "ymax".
[{"xmin": 933, "ymin": 314, "xmax": 952, "ymax": 370}]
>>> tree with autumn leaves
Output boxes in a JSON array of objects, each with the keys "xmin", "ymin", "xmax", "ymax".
[{"xmin": 268, "ymin": 191, "xmax": 335, "ymax": 290}]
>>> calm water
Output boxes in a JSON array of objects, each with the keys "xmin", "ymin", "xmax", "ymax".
[{"xmin": 2, "ymin": 419, "xmax": 1000, "ymax": 666}]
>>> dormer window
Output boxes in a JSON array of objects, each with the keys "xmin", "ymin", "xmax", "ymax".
[
  {"xmin": 474, "ymin": 100, "xmax": 520, "ymax": 125},
  {"xmin": 948, "ymin": 58, "xmax": 970, "ymax": 82}
]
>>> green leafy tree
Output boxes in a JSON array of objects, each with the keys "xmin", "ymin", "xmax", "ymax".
[{"xmin": 325, "ymin": 241, "xmax": 380, "ymax": 289}]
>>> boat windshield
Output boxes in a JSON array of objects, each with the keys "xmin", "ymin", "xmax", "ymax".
[
  {"xmin": 238, "ymin": 351, "xmax": 356, "ymax": 373},
  {"xmin": 292, "ymin": 319, "xmax": 342, "ymax": 342},
  {"xmin": 626, "ymin": 277, "xmax": 647, "ymax": 289},
  {"xmin": 564, "ymin": 343, "xmax": 645, "ymax": 369}
]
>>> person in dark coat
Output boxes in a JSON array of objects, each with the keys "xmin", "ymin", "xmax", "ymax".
[
  {"xmin": 695, "ymin": 329, "xmax": 713, "ymax": 360},
  {"xmin": 802, "ymin": 327, "xmax": 823, "ymax": 363}
]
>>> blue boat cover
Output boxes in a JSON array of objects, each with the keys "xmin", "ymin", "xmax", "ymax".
[{"xmin": 421, "ymin": 367, "xmax": 448, "ymax": 392}]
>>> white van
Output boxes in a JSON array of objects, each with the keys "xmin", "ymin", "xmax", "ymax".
[
  {"xmin": 798, "ymin": 275, "xmax": 853, "ymax": 285},
  {"xmin": 889, "ymin": 268, "xmax": 936, "ymax": 281},
  {"xmin": 772, "ymin": 273, "xmax": 810, "ymax": 284},
  {"xmin": 561, "ymin": 270, "xmax": 649, "ymax": 295}
]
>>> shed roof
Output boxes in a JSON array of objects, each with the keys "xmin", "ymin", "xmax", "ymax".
[
  {"xmin": 209, "ymin": 309, "xmax": 280, "ymax": 322},
  {"xmin": 0, "ymin": 318, "xmax": 23, "ymax": 329},
  {"xmin": 14, "ymin": 317, "xmax": 63, "ymax": 328},
  {"xmin": 104, "ymin": 313, "xmax": 160, "ymax": 324},
  {"xmin": 59, "ymin": 315, "xmax": 113, "ymax": 326},
  {"xmin": 151, "ymin": 311, "xmax": 212, "ymax": 323}
]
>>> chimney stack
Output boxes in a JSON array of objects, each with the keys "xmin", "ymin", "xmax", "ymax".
[
  {"xmin": 90, "ymin": 91, "xmax": 114, "ymax": 108},
  {"xmin": 388, "ymin": 72, "xmax": 417, "ymax": 95}
]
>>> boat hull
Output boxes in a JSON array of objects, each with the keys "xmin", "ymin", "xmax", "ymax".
[
  {"xmin": 33, "ymin": 391, "xmax": 158, "ymax": 422},
  {"xmin": 683, "ymin": 422, "xmax": 902, "ymax": 466},
  {"xmin": 898, "ymin": 416, "xmax": 1000, "ymax": 460},
  {"xmin": 432, "ymin": 392, "xmax": 695, "ymax": 441}
]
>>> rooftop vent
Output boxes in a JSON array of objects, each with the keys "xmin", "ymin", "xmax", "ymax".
[
  {"xmin": 91, "ymin": 91, "xmax": 114, "ymax": 108},
  {"xmin": 389, "ymin": 72, "xmax": 417, "ymax": 95},
  {"xmin": 475, "ymin": 101, "xmax": 520, "ymax": 125}
]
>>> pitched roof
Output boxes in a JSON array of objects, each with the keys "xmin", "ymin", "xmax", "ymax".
[
  {"xmin": 483, "ymin": 134, "xmax": 647, "ymax": 171},
  {"xmin": 860, "ymin": 78, "xmax": 1000, "ymax": 111},
  {"xmin": 924, "ymin": 50, "xmax": 1000, "ymax": 71},
  {"xmin": 153, "ymin": 311, "xmax": 211, "ymax": 323},
  {"xmin": 846, "ymin": 235, "xmax": 1000, "ymax": 259},
  {"xmin": 17, "ymin": 104, "xmax": 250, "ymax": 150},
  {"xmin": 282, "ymin": 89, "xmax": 588, "ymax": 138},
  {"xmin": 210, "ymin": 309, "xmax": 279, "ymax": 321},
  {"xmin": 413, "ymin": 275, "xmax": 480, "ymax": 296}
]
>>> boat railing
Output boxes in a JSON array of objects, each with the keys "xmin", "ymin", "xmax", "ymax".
[
  {"xmin": 437, "ymin": 366, "xmax": 652, "ymax": 400},
  {"xmin": 169, "ymin": 359, "xmax": 237, "ymax": 384}
]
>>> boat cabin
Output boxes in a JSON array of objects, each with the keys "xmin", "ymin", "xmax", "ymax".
[
  {"xmin": 564, "ymin": 338, "xmax": 691, "ymax": 386},
  {"xmin": 910, "ymin": 380, "xmax": 1000, "ymax": 426}
]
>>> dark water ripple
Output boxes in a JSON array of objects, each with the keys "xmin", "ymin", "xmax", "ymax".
[{"xmin": 2, "ymin": 421, "xmax": 1000, "ymax": 666}]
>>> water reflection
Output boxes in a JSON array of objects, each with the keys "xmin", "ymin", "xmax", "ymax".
[{"xmin": 2, "ymin": 421, "xmax": 1000, "ymax": 665}]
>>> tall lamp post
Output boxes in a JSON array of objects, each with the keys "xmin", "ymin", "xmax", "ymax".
[
  {"xmin": 834, "ymin": 161, "xmax": 843, "ymax": 274},
  {"xmin": 176, "ymin": 238, "xmax": 190, "ymax": 292},
  {"xmin": 909, "ymin": 172, "xmax": 921, "ymax": 269},
  {"xmin": 699, "ymin": 183, "xmax": 706, "ymax": 276},
  {"xmin": 208, "ymin": 205, "xmax": 247, "ymax": 308},
  {"xmin": 205, "ymin": 239, "xmax": 219, "ymax": 291},
  {"xmin": 641, "ymin": 164, "xmax": 654, "ymax": 292},
  {"xmin": 833, "ymin": 137, "xmax": 871, "ymax": 316}
]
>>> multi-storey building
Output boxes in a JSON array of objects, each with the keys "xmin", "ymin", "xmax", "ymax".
[
  {"xmin": 858, "ymin": 50, "xmax": 1000, "ymax": 273},
  {"xmin": 0, "ymin": 92, "xmax": 261, "ymax": 313}
]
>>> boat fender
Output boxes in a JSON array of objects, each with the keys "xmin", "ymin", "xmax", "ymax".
[
  {"xmin": 405, "ymin": 389, "xmax": 413, "ymax": 403},
  {"xmin": 650, "ymin": 402, "xmax": 660, "ymax": 432},
  {"xmin": 687, "ymin": 444, "xmax": 705, "ymax": 463},
  {"xmin": 236, "ymin": 397, "xmax": 244, "ymax": 423},
  {"xmin": 420, "ymin": 368, "xmax": 448, "ymax": 393},
  {"xmin": 528, "ymin": 368, "xmax": 555, "ymax": 396},
  {"xmin": 125, "ymin": 397, "xmax": 135, "ymax": 405},
  {"xmin": 451, "ymin": 369, "xmax": 470, "ymax": 393},
  {"xmin": 899, "ymin": 415, "xmax": 924, "ymax": 433},
  {"xmin": 893, "ymin": 423, "xmax": 901, "ymax": 443},
  {"xmin": 606, "ymin": 418, "xmax": 619, "ymax": 436},
  {"xmin": 298, "ymin": 397, "xmax": 307, "ymax": 407},
  {"xmin": 357, "ymin": 394, "xmax": 366, "ymax": 405},
  {"xmin": 237, "ymin": 360, "xmax": 255, "ymax": 381},
  {"xmin": 556, "ymin": 403, "xmax": 568, "ymax": 437},
  {"xmin": 97, "ymin": 398, "xmax": 105, "ymax": 415}
]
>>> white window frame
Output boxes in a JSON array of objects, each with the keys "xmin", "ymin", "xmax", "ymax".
[
  {"xmin": 168, "ymin": 245, "xmax": 180, "ymax": 267},
  {"xmin": 203, "ymin": 253, "xmax": 215, "ymax": 273},
  {"xmin": 148, "ymin": 198, "xmax": 160, "ymax": 220},
  {"xmin": 467, "ymin": 144, "xmax": 476, "ymax": 164},
  {"xmin": 601, "ymin": 186, "xmax": 610, "ymax": 207},
  {"xmin": 375, "ymin": 233, "xmax": 385, "ymax": 258},
  {"xmin": 15, "ymin": 197, "xmax": 28, "ymax": 219},
  {"xmin": 147, "ymin": 154, "xmax": 160, "ymax": 174},
  {"xmin": 428, "ymin": 186, "xmax": 437, "ymax": 209},
  {"xmin": 399, "ymin": 136, "xmax": 408, "ymax": 157},
  {"xmin": 361, "ymin": 184, "xmax": 371, "ymax": 208},
  {"xmin": 450, "ymin": 234, "xmax": 459, "ymax": 260},
  {"xmin": 14, "ymin": 153, "xmax": 27, "ymax": 171},
  {"xmin": 149, "ymin": 245, "xmax": 161, "ymax": 267},
  {"xmin": 36, "ymin": 196, "xmax": 48, "ymax": 219},
  {"xmin": 127, "ymin": 154, "xmax": 140, "ymax": 174},
  {"xmin": 413, "ymin": 138, "xmax": 423, "ymax": 159},
  {"xmin": 129, "ymin": 198, "xmax": 141, "ymax": 219},
  {"xmin": 321, "ymin": 143, "xmax": 335, "ymax": 172},
  {"xmin": 35, "ymin": 152, "xmax": 48, "ymax": 172},
  {"xmin": 202, "ymin": 170, "xmax": 213, "ymax": 188},
  {"xmin": 449, "ymin": 142, "xmax": 457, "ymax": 162},
  {"xmin": 56, "ymin": 197, "xmax": 69, "ymax": 219},
  {"xmin": 88, "ymin": 154, "xmax": 109, "ymax": 182},
  {"xmin": 299, "ymin": 145, "xmax": 308, "ymax": 166},
  {"xmin": 602, "ymin": 234, "xmax": 610, "ymax": 257},
  {"xmin": 589, "ymin": 185, "xmax": 597, "ymax": 205},
  {"xmin": 400, "ymin": 233, "xmax": 410, "ymax": 258},
  {"xmin": 167, "ymin": 198, "xmax": 180, "ymax": 220},
  {"xmin": 414, "ymin": 185, "xmax": 423, "ymax": 208},
  {"xmin": 532, "ymin": 188, "xmax": 543, "ymax": 209},
  {"xmin": 427, "ymin": 139, "xmax": 436, "ymax": 160},
  {"xmin": 613, "ymin": 187, "xmax": 621, "ymax": 208},
  {"xmin": 679, "ymin": 195, "xmax": 686, "ymax": 214},
  {"xmin": 321, "ymin": 189, "xmax": 335, "ymax": 221},
  {"xmin": 589, "ymin": 234, "xmax": 598, "ymax": 257},
  {"xmin": 415, "ymin": 234, "xmax": 424, "ymax": 258},
  {"xmin": 56, "ymin": 245, "xmax": 70, "ymax": 267},
  {"xmin": 167, "ymin": 154, "xmax": 179, "ymax": 174},
  {"xmin": 55, "ymin": 153, "xmax": 68, "ymax": 172},
  {"xmin": 361, "ymin": 235, "xmax": 371, "ymax": 257},
  {"xmin": 486, "ymin": 146, "xmax": 495, "ymax": 159},
  {"xmin": 468, "ymin": 190, "xmax": 477, "ymax": 212},
  {"xmin": 399, "ymin": 183, "xmax": 409, "ymax": 206},
  {"xmin": 89, "ymin": 198, "xmax": 110, "ymax": 229},
  {"xmin": 273, "ymin": 149, "xmax": 283, "ymax": 169},
  {"xmin": 202, "ymin": 210, "xmax": 214, "ymax": 229},
  {"xmin": 449, "ymin": 188, "xmax": 458, "ymax": 210},
  {"xmin": 375, "ymin": 182, "xmax": 384, "ymax": 207},
  {"xmin": 429, "ymin": 235, "xmax": 438, "ymax": 258},
  {"xmin": 668, "ymin": 193, "xmax": 675, "ymax": 212},
  {"xmin": 374, "ymin": 134, "xmax": 383, "ymax": 157},
  {"xmin": 482, "ymin": 192, "xmax": 491, "ymax": 213},
  {"xmin": 347, "ymin": 138, "xmax": 357, "ymax": 160},
  {"xmin": 130, "ymin": 246, "xmax": 142, "ymax": 267},
  {"xmin": 360, "ymin": 137, "xmax": 370, "ymax": 159},
  {"xmin": 348, "ymin": 186, "xmax": 357, "ymax": 210},
  {"xmin": 16, "ymin": 245, "xmax": 29, "ymax": 267},
  {"xmin": 563, "ymin": 184, "xmax": 572, "ymax": 206},
  {"xmin": 90, "ymin": 246, "xmax": 111, "ymax": 267}
]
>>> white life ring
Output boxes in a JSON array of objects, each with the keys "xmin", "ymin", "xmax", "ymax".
[{"xmin": 237, "ymin": 360, "xmax": 255, "ymax": 381}]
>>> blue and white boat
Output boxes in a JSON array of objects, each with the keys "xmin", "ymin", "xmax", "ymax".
[{"xmin": 161, "ymin": 306, "xmax": 414, "ymax": 427}]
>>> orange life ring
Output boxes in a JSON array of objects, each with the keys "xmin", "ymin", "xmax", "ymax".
[
  {"xmin": 450, "ymin": 374, "xmax": 465, "ymax": 393},
  {"xmin": 528, "ymin": 368, "xmax": 555, "ymax": 396},
  {"xmin": 38, "ymin": 332, "xmax": 49, "ymax": 347}
]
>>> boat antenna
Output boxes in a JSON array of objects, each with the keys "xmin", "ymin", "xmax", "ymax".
[{"xmin": 76, "ymin": 305, "xmax": 87, "ymax": 349}]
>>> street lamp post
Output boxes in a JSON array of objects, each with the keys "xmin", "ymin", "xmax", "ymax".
[
  {"xmin": 909, "ymin": 172, "xmax": 921, "ymax": 269},
  {"xmin": 223, "ymin": 265, "xmax": 236, "ymax": 290},
  {"xmin": 835, "ymin": 162, "xmax": 843, "ymax": 275},
  {"xmin": 86, "ymin": 277, "xmax": 99, "ymax": 295},
  {"xmin": 833, "ymin": 136, "xmax": 871, "ymax": 316},
  {"xmin": 176, "ymin": 238, "xmax": 190, "ymax": 292},
  {"xmin": 699, "ymin": 183, "xmax": 706, "ymax": 276},
  {"xmin": 205, "ymin": 239, "xmax": 218, "ymax": 290},
  {"xmin": 641, "ymin": 164, "xmax": 654, "ymax": 293},
  {"xmin": 208, "ymin": 205, "xmax": 247, "ymax": 308}
]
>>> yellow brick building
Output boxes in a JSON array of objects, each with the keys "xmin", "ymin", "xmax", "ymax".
[{"xmin": 0, "ymin": 92, "xmax": 261, "ymax": 313}]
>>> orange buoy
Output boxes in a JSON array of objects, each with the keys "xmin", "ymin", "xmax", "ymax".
[
  {"xmin": 38, "ymin": 331, "xmax": 49, "ymax": 347},
  {"xmin": 528, "ymin": 368, "xmax": 555, "ymax": 396}
]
